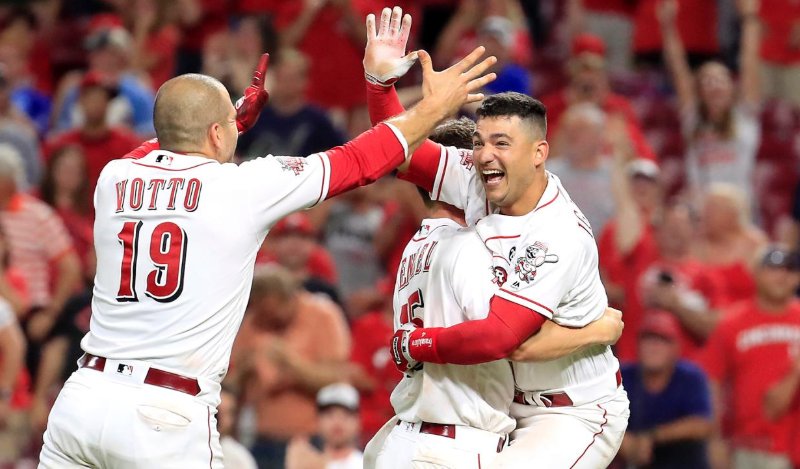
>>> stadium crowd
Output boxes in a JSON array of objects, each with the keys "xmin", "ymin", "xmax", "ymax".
[{"xmin": 0, "ymin": 0, "xmax": 799, "ymax": 468}]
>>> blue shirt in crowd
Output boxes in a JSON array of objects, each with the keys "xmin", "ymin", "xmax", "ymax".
[{"xmin": 622, "ymin": 361, "xmax": 712, "ymax": 469}]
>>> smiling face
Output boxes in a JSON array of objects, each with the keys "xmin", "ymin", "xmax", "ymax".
[{"xmin": 472, "ymin": 116, "xmax": 548, "ymax": 214}]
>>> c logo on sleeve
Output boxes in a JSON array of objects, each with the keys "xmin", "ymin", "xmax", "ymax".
[{"xmin": 513, "ymin": 241, "xmax": 559, "ymax": 284}]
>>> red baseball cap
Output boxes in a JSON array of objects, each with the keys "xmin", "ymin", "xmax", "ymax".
[
  {"xmin": 572, "ymin": 33, "xmax": 606, "ymax": 57},
  {"xmin": 639, "ymin": 310, "xmax": 681, "ymax": 342},
  {"xmin": 270, "ymin": 213, "xmax": 315, "ymax": 237}
]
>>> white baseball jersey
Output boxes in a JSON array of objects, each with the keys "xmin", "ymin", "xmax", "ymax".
[
  {"xmin": 390, "ymin": 218, "xmax": 515, "ymax": 434},
  {"xmin": 406, "ymin": 146, "xmax": 620, "ymax": 392},
  {"xmin": 82, "ymin": 136, "xmax": 403, "ymax": 407}
]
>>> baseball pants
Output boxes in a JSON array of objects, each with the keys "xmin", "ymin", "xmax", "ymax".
[
  {"xmin": 490, "ymin": 386, "xmax": 630, "ymax": 468},
  {"xmin": 39, "ymin": 367, "xmax": 223, "ymax": 468},
  {"xmin": 375, "ymin": 420, "xmax": 507, "ymax": 469}
]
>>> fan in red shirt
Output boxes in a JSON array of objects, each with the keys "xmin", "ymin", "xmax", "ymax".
[
  {"xmin": 702, "ymin": 246, "xmax": 800, "ymax": 468},
  {"xmin": 542, "ymin": 33, "xmax": 657, "ymax": 162},
  {"xmin": 257, "ymin": 212, "xmax": 338, "ymax": 287},
  {"xmin": 273, "ymin": 0, "xmax": 382, "ymax": 112},
  {"xmin": 602, "ymin": 168, "xmax": 725, "ymax": 362},
  {"xmin": 348, "ymin": 277, "xmax": 401, "ymax": 445},
  {"xmin": 632, "ymin": 0, "xmax": 719, "ymax": 64},
  {"xmin": 44, "ymin": 72, "xmax": 140, "ymax": 195}
]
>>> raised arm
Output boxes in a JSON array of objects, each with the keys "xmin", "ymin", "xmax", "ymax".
[
  {"xmin": 510, "ymin": 307, "xmax": 623, "ymax": 362},
  {"xmin": 657, "ymin": 0, "xmax": 696, "ymax": 112},
  {"xmin": 737, "ymin": 0, "xmax": 762, "ymax": 107}
]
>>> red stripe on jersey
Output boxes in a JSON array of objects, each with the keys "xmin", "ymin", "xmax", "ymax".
[
  {"xmin": 569, "ymin": 404, "xmax": 609, "ymax": 468},
  {"xmin": 534, "ymin": 187, "xmax": 560, "ymax": 213},
  {"xmin": 499, "ymin": 288, "xmax": 554, "ymax": 314},
  {"xmin": 132, "ymin": 161, "xmax": 215, "ymax": 172},
  {"xmin": 314, "ymin": 153, "xmax": 326, "ymax": 206},
  {"xmin": 435, "ymin": 146, "xmax": 448, "ymax": 201}
]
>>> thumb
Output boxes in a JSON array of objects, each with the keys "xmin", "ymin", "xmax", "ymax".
[
  {"xmin": 418, "ymin": 50, "xmax": 433, "ymax": 76},
  {"xmin": 403, "ymin": 51, "xmax": 419, "ymax": 63}
]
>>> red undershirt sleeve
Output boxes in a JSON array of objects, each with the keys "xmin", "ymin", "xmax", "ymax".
[
  {"xmin": 365, "ymin": 82, "xmax": 443, "ymax": 193},
  {"xmin": 410, "ymin": 295, "xmax": 547, "ymax": 365}
]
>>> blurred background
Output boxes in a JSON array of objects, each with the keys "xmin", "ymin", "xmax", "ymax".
[{"xmin": 0, "ymin": 0, "xmax": 799, "ymax": 468}]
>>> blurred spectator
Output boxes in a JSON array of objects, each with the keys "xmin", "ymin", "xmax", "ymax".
[
  {"xmin": 52, "ymin": 19, "xmax": 156, "ymax": 136},
  {"xmin": 433, "ymin": 0, "xmax": 531, "ymax": 70},
  {"xmin": 258, "ymin": 212, "xmax": 340, "ymax": 303},
  {"xmin": 609, "ymin": 197, "xmax": 724, "ymax": 362},
  {"xmin": 693, "ymin": 184, "xmax": 767, "ymax": 305},
  {"xmin": 0, "ymin": 7, "xmax": 53, "ymax": 94},
  {"xmin": 634, "ymin": 0, "xmax": 720, "ymax": 67},
  {"xmin": 755, "ymin": 0, "xmax": 800, "ymax": 106},
  {"xmin": 0, "ymin": 45, "xmax": 51, "ymax": 136},
  {"xmin": 0, "ymin": 146, "xmax": 80, "ymax": 323},
  {"xmin": 619, "ymin": 311, "xmax": 712, "ymax": 469},
  {"xmin": 128, "ymin": 0, "xmax": 181, "ymax": 89},
  {"xmin": 39, "ymin": 145, "xmax": 94, "ymax": 272},
  {"xmin": 236, "ymin": 49, "xmax": 346, "ymax": 160},
  {"xmin": 230, "ymin": 266, "xmax": 351, "ymax": 469},
  {"xmin": 0, "ymin": 223, "xmax": 28, "ymax": 317},
  {"xmin": 286, "ymin": 383, "xmax": 364, "ymax": 469},
  {"xmin": 0, "ymin": 69, "xmax": 41, "ymax": 187},
  {"xmin": 203, "ymin": 14, "xmax": 278, "ymax": 97},
  {"xmin": 543, "ymin": 33, "xmax": 657, "ymax": 162},
  {"xmin": 548, "ymin": 103, "xmax": 617, "ymax": 233},
  {"xmin": 658, "ymin": 0, "xmax": 762, "ymax": 206},
  {"xmin": 349, "ymin": 277, "xmax": 401, "ymax": 444},
  {"xmin": 702, "ymin": 245, "xmax": 800, "ymax": 469},
  {"xmin": 45, "ymin": 72, "xmax": 140, "ymax": 194},
  {"xmin": 0, "ymin": 297, "xmax": 26, "ymax": 465},
  {"xmin": 321, "ymin": 185, "xmax": 389, "ymax": 300},
  {"xmin": 274, "ymin": 0, "xmax": 380, "ymax": 115},
  {"xmin": 174, "ymin": 0, "xmax": 230, "ymax": 75},
  {"xmin": 372, "ymin": 178, "xmax": 426, "ymax": 280},
  {"xmin": 566, "ymin": 0, "xmax": 636, "ymax": 73},
  {"xmin": 475, "ymin": 16, "xmax": 531, "ymax": 96},
  {"xmin": 219, "ymin": 387, "xmax": 258, "ymax": 469}
]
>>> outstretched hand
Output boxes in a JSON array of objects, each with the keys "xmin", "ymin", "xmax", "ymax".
[
  {"xmin": 364, "ymin": 6, "xmax": 417, "ymax": 86},
  {"xmin": 235, "ymin": 53, "xmax": 270, "ymax": 134},
  {"xmin": 418, "ymin": 46, "xmax": 497, "ymax": 119}
]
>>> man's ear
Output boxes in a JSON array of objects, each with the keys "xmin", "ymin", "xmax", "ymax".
[
  {"xmin": 534, "ymin": 140, "xmax": 549, "ymax": 167},
  {"xmin": 209, "ymin": 122, "xmax": 223, "ymax": 151}
]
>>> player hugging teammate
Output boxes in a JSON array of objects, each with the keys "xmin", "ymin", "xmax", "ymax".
[{"xmin": 363, "ymin": 7, "xmax": 630, "ymax": 469}]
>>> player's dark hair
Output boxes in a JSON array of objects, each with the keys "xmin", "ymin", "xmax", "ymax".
[
  {"xmin": 429, "ymin": 117, "xmax": 476, "ymax": 149},
  {"xmin": 476, "ymin": 92, "xmax": 547, "ymax": 138}
]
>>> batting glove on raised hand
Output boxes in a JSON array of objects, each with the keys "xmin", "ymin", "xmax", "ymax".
[
  {"xmin": 235, "ymin": 53, "xmax": 270, "ymax": 134},
  {"xmin": 364, "ymin": 6, "xmax": 417, "ymax": 87},
  {"xmin": 391, "ymin": 323, "xmax": 423, "ymax": 376}
]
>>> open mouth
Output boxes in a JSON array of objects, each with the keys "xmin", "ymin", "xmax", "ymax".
[{"xmin": 481, "ymin": 169, "xmax": 505, "ymax": 186}]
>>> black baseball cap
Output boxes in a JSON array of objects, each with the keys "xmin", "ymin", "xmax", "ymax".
[{"xmin": 760, "ymin": 246, "xmax": 800, "ymax": 270}]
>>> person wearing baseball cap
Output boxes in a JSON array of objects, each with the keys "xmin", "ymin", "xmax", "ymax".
[
  {"xmin": 619, "ymin": 310, "xmax": 713, "ymax": 468},
  {"xmin": 285, "ymin": 383, "xmax": 364, "ymax": 469},
  {"xmin": 702, "ymin": 245, "xmax": 800, "ymax": 469}
]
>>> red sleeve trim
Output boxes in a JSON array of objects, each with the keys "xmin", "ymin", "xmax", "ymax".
[
  {"xmin": 397, "ymin": 141, "xmax": 443, "ymax": 194},
  {"xmin": 499, "ymin": 288, "xmax": 555, "ymax": 315}
]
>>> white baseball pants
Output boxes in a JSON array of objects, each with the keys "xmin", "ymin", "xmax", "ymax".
[
  {"xmin": 375, "ymin": 421, "xmax": 507, "ymax": 469},
  {"xmin": 490, "ymin": 387, "xmax": 630, "ymax": 468},
  {"xmin": 39, "ymin": 368, "xmax": 223, "ymax": 468}
]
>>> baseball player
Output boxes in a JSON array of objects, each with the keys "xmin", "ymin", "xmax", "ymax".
[
  {"xmin": 364, "ymin": 25, "xmax": 629, "ymax": 468},
  {"xmin": 369, "ymin": 108, "xmax": 624, "ymax": 468},
  {"xmin": 38, "ymin": 23, "xmax": 499, "ymax": 468}
]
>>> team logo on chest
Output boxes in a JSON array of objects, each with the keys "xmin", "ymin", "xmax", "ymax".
[
  {"xmin": 513, "ymin": 241, "xmax": 559, "ymax": 284},
  {"xmin": 277, "ymin": 156, "xmax": 307, "ymax": 175}
]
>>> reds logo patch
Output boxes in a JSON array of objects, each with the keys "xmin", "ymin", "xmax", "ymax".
[
  {"xmin": 513, "ymin": 241, "xmax": 559, "ymax": 284},
  {"xmin": 458, "ymin": 149, "xmax": 474, "ymax": 170},
  {"xmin": 492, "ymin": 266, "xmax": 508, "ymax": 287},
  {"xmin": 277, "ymin": 156, "xmax": 307, "ymax": 175}
]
